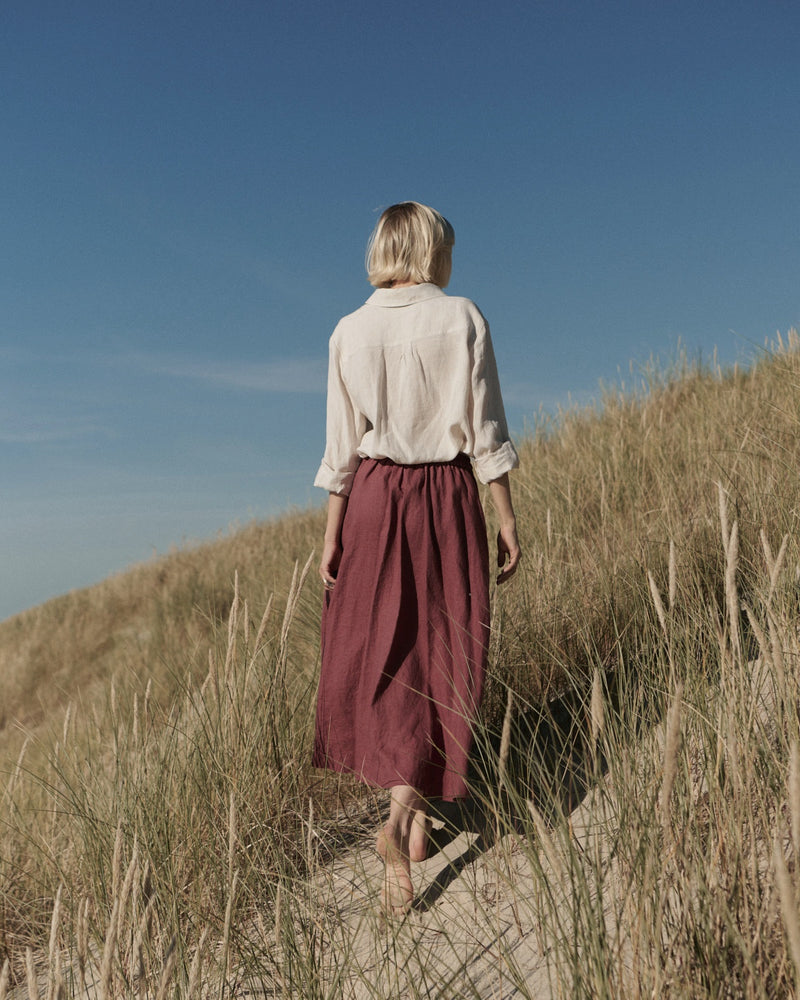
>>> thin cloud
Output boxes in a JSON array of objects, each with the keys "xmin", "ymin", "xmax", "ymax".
[
  {"xmin": 502, "ymin": 381, "xmax": 599, "ymax": 415},
  {"xmin": 137, "ymin": 356, "xmax": 327, "ymax": 394},
  {"xmin": 0, "ymin": 419, "xmax": 106, "ymax": 445},
  {"xmin": 0, "ymin": 429, "xmax": 77, "ymax": 444}
]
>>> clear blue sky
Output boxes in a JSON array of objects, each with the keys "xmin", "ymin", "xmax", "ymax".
[{"xmin": 1, "ymin": 0, "xmax": 798, "ymax": 621}]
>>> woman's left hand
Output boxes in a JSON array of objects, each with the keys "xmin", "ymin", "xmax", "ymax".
[
  {"xmin": 320, "ymin": 538, "xmax": 342, "ymax": 591},
  {"xmin": 320, "ymin": 492, "xmax": 348, "ymax": 591}
]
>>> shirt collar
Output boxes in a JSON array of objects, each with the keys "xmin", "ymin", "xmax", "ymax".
[{"xmin": 365, "ymin": 283, "xmax": 447, "ymax": 308}]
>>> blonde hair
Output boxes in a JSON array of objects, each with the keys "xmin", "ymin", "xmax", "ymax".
[{"xmin": 366, "ymin": 202, "xmax": 455, "ymax": 288}]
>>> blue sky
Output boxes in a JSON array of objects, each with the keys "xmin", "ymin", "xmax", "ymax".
[{"xmin": 1, "ymin": 0, "xmax": 798, "ymax": 621}]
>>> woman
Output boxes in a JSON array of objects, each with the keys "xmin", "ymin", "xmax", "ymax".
[{"xmin": 313, "ymin": 202, "xmax": 521, "ymax": 914}]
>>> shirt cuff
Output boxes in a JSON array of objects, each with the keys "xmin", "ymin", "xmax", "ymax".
[
  {"xmin": 473, "ymin": 440, "xmax": 520, "ymax": 484},
  {"xmin": 313, "ymin": 459, "xmax": 357, "ymax": 496}
]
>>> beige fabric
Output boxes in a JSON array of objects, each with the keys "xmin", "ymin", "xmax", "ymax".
[{"xmin": 314, "ymin": 283, "xmax": 519, "ymax": 496}]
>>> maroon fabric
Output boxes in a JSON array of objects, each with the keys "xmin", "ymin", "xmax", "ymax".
[{"xmin": 313, "ymin": 455, "xmax": 490, "ymax": 800}]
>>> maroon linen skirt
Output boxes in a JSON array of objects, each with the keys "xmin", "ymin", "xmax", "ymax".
[{"xmin": 313, "ymin": 455, "xmax": 490, "ymax": 800}]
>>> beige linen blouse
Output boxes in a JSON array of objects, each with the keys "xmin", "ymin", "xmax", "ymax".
[{"xmin": 314, "ymin": 283, "xmax": 519, "ymax": 496}]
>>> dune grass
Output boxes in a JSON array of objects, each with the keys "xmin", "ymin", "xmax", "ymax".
[{"xmin": 1, "ymin": 332, "xmax": 800, "ymax": 997}]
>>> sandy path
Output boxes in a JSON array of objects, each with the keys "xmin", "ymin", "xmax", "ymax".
[{"xmin": 250, "ymin": 775, "xmax": 622, "ymax": 1000}]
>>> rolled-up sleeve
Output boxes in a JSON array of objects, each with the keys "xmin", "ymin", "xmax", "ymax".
[
  {"xmin": 470, "ymin": 318, "xmax": 519, "ymax": 484},
  {"xmin": 314, "ymin": 337, "xmax": 365, "ymax": 495}
]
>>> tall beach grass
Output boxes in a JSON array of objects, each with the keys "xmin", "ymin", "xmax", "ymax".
[{"xmin": 2, "ymin": 332, "xmax": 800, "ymax": 996}]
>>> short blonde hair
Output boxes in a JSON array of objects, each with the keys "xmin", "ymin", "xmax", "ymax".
[{"xmin": 366, "ymin": 201, "xmax": 455, "ymax": 288}]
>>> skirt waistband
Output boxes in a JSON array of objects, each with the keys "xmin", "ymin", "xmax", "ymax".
[{"xmin": 365, "ymin": 453, "xmax": 471, "ymax": 471}]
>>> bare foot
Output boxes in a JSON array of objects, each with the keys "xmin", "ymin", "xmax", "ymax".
[
  {"xmin": 376, "ymin": 825, "xmax": 413, "ymax": 915},
  {"xmin": 408, "ymin": 810, "xmax": 432, "ymax": 863}
]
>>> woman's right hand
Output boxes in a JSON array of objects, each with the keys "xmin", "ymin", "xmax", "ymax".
[
  {"xmin": 488, "ymin": 473, "xmax": 521, "ymax": 584},
  {"xmin": 496, "ymin": 522, "xmax": 521, "ymax": 584}
]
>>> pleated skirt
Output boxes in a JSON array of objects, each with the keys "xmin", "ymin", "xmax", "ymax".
[{"xmin": 312, "ymin": 455, "xmax": 490, "ymax": 800}]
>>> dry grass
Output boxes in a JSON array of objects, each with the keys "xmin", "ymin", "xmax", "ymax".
[
  {"xmin": 0, "ymin": 508, "xmax": 325, "ymax": 761},
  {"xmin": 2, "ymin": 331, "xmax": 800, "ymax": 996}
]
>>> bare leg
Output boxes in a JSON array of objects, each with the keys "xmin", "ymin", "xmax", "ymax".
[{"xmin": 376, "ymin": 786, "xmax": 426, "ymax": 914}]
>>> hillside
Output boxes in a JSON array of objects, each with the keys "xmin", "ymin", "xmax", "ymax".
[
  {"xmin": 0, "ymin": 508, "xmax": 325, "ymax": 762},
  {"xmin": 2, "ymin": 332, "xmax": 800, "ymax": 997}
]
